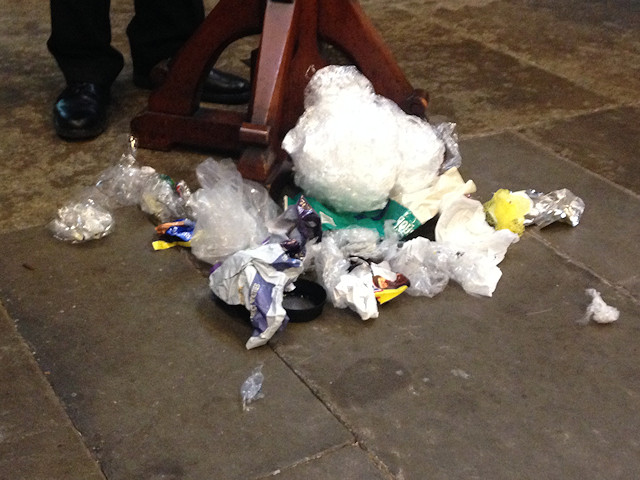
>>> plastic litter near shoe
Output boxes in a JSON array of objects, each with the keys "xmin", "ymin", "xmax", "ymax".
[{"xmin": 50, "ymin": 65, "xmax": 605, "ymax": 353}]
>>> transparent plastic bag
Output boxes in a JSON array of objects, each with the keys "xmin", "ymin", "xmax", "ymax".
[
  {"xmin": 385, "ymin": 237, "xmax": 450, "ymax": 298},
  {"xmin": 305, "ymin": 231, "xmax": 380, "ymax": 319},
  {"xmin": 139, "ymin": 174, "xmax": 191, "ymax": 223},
  {"xmin": 50, "ymin": 135, "xmax": 191, "ymax": 242},
  {"xmin": 49, "ymin": 186, "xmax": 115, "ymax": 243},
  {"xmin": 191, "ymin": 158, "xmax": 281, "ymax": 264}
]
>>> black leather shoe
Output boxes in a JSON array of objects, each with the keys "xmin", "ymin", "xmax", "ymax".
[
  {"xmin": 53, "ymin": 82, "xmax": 109, "ymax": 140},
  {"xmin": 134, "ymin": 59, "xmax": 251, "ymax": 105}
]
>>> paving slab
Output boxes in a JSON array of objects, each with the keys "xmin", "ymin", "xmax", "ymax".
[
  {"xmin": 428, "ymin": 0, "xmax": 640, "ymax": 104},
  {"xmin": 355, "ymin": 6, "xmax": 612, "ymax": 135},
  {"xmin": 273, "ymin": 235, "xmax": 640, "ymax": 479},
  {"xmin": 0, "ymin": 307, "xmax": 105, "ymax": 480},
  {"xmin": 272, "ymin": 445, "xmax": 390, "ymax": 480},
  {"xmin": 0, "ymin": 209, "xmax": 352, "ymax": 480},
  {"xmin": 519, "ymin": 106, "xmax": 640, "ymax": 195},
  {"xmin": 458, "ymin": 132, "xmax": 640, "ymax": 299}
]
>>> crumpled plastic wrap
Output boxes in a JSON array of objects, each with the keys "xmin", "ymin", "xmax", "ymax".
[
  {"xmin": 282, "ymin": 65, "xmax": 445, "ymax": 213},
  {"xmin": 391, "ymin": 194, "xmax": 519, "ymax": 297},
  {"xmin": 49, "ymin": 187, "xmax": 116, "ymax": 243},
  {"xmin": 386, "ymin": 236, "xmax": 510, "ymax": 298},
  {"xmin": 50, "ymin": 136, "xmax": 192, "ymax": 241},
  {"xmin": 384, "ymin": 237, "xmax": 451, "ymax": 298},
  {"xmin": 437, "ymin": 195, "xmax": 519, "ymax": 266},
  {"xmin": 525, "ymin": 188, "xmax": 585, "ymax": 228},
  {"xmin": 189, "ymin": 158, "xmax": 281, "ymax": 264},
  {"xmin": 209, "ymin": 196, "xmax": 321, "ymax": 349},
  {"xmin": 305, "ymin": 227, "xmax": 410, "ymax": 319},
  {"xmin": 240, "ymin": 365, "xmax": 264, "ymax": 411},
  {"xmin": 579, "ymin": 288, "xmax": 619, "ymax": 325}
]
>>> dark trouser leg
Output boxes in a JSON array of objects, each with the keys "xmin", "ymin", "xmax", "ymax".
[
  {"xmin": 127, "ymin": 0, "xmax": 205, "ymax": 78},
  {"xmin": 47, "ymin": 0, "xmax": 124, "ymax": 86}
]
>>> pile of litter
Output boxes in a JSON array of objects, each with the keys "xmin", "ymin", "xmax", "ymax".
[{"xmin": 50, "ymin": 65, "xmax": 611, "ymax": 353}]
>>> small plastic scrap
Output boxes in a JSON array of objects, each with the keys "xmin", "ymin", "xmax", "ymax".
[
  {"xmin": 434, "ymin": 122, "xmax": 462, "ymax": 174},
  {"xmin": 241, "ymin": 365, "xmax": 264, "ymax": 411},
  {"xmin": 371, "ymin": 262, "xmax": 410, "ymax": 304},
  {"xmin": 579, "ymin": 288, "xmax": 620, "ymax": 325},
  {"xmin": 525, "ymin": 188, "xmax": 585, "ymax": 228},
  {"xmin": 152, "ymin": 218, "xmax": 195, "ymax": 250},
  {"xmin": 484, "ymin": 189, "xmax": 533, "ymax": 236}
]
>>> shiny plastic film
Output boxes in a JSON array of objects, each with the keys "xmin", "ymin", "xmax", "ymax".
[{"xmin": 525, "ymin": 188, "xmax": 585, "ymax": 228}]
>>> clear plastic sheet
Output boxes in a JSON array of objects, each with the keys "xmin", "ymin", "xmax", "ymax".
[
  {"xmin": 240, "ymin": 365, "xmax": 264, "ymax": 411},
  {"xmin": 385, "ymin": 237, "xmax": 450, "ymax": 297},
  {"xmin": 282, "ymin": 65, "xmax": 445, "ymax": 213},
  {"xmin": 190, "ymin": 158, "xmax": 281, "ymax": 264}
]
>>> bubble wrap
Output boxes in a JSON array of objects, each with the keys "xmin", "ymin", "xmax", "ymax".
[{"xmin": 282, "ymin": 65, "xmax": 444, "ymax": 213}]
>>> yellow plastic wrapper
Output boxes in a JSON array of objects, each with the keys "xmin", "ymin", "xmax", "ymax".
[{"xmin": 484, "ymin": 189, "xmax": 532, "ymax": 236}]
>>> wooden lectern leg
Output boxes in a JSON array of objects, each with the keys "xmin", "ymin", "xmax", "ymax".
[
  {"xmin": 236, "ymin": 0, "xmax": 299, "ymax": 181},
  {"xmin": 318, "ymin": 0, "xmax": 427, "ymax": 117},
  {"xmin": 149, "ymin": 0, "xmax": 264, "ymax": 115},
  {"xmin": 130, "ymin": 0, "xmax": 428, "ymax": 184}
]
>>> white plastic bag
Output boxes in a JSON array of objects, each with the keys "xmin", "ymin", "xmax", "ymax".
[{"xmin": 282, "ymin": 65, "xmax": 445, "ymax": 213}]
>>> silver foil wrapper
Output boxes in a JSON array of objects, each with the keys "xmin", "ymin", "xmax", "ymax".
[{"xmin": 524, "ymin": 188, "xmax": 585, "ymax": 228}]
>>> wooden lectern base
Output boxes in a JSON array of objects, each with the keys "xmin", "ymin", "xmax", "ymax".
[{"xmin": 130, "ymin": 0, "xmax": 427, "ymax": 184}]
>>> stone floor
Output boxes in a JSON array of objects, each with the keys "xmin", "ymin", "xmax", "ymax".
[{"xmin": 1, "ymin": 1, "xmax": 639, "ymax": 479}]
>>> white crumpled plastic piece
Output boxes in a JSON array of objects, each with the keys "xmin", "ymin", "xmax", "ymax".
[
  {"xmin": 306, "ymin": 234, "xmax": 379, "ymax": 320},
  {"xmin": 430, "ymin": 194, "xmax": 519, "ymax": 296},
  {"xmin": 436, "ymin": 195, "xmax": 519, "ymax": 266},
  {"xmin": 333, "ymin": 262, "xmax": 379, "ymax": 320},
  {"xmin": 579, "ymin": 288, "xmax": 620, "ymax": 325},
  {"xmin": 391, "ymin": 167, "xmax": 477, "ymax": 224},
  {"xmin": 282, "ymin": 65, "xmax": 445, "ymax": 213}
]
